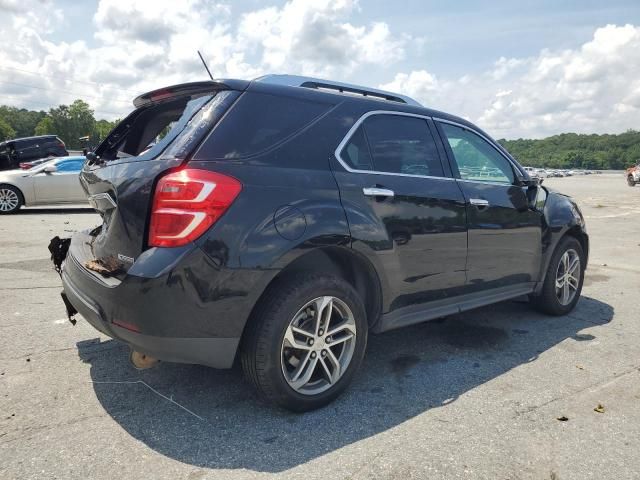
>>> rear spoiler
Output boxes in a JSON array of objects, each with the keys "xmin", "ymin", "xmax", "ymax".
[{"xmin": 133, "ymin": 80, "xmax": 249, "ymax": 108}]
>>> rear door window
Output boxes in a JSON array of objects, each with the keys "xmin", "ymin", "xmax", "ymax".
[
  {"xmin": 196, "ymin": 92, "xmax": 333, "ymax": 159},
  {"xmin": 339, "ymin": 114, "xmax": 445, "ymax": 177}
]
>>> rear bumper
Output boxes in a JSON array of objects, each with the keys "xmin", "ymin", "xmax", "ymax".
[{"xmin": 59, "ymin": 232, "xmax": 266, "ymax": 369}]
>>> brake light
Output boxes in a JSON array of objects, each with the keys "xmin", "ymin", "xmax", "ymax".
[{"xmin": 149, "ymin": 169, "xmax": 241, "ymax": 248}]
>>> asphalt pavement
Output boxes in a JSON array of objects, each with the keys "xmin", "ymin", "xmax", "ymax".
[{"xmin": 1, "ymin": 174, "xmax": 639, "ymax": 479}]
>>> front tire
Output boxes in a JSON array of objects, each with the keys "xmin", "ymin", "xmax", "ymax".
[
  {"xmin": 531, "ymin": 236, "xmax": 585, "ymax": 315},
  {"xmin": 628, "ymin": 175, "xmax": 636, "ymax": 187},
  {"xmin": 241, "ymin": 274, "xmax": 368, "ymax": 412},
  {"xmin": 0, "ymin": 185, "xmax": 23, "ymax": 214}
]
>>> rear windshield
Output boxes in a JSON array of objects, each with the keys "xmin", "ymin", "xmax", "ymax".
[
  {"xmin": 95, "ymin": 90, "xmax": 239, "ymax": 162},
  {"xmin": 195, "ymin": 91, "xmax": 333, "ymax": 159}
]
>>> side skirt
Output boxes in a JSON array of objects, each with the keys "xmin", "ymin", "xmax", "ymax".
[{"xmin": 374, "ymin": 283, "xmax": 535, "ymax": 333}]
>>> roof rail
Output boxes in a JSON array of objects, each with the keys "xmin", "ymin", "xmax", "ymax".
[{"xmin": 254, "ymin": 74, "xmax": 422, "ymax": 107}]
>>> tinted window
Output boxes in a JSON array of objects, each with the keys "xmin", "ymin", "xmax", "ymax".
[
  {"xmin": 440, "ymin": 123, "xmax": 514, "ymax": 184},
  {"xmin": 340, "ymin": 126, "xmax": 374, "ymax": 171},
  {"xmin": 198, "ymin": 92, "xmax": 332, "ymax": 159},
  {"xmin": 56, "ymin": 159, "xmax": 84, "ymax": 172},
  {"xmin": 359, "ymin": 115, "xmax": 444, "ymax": 177}
]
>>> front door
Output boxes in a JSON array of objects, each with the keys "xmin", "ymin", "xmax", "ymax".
[
  {"xmin": 33, "ymin": 158, "xmax": 85, "ymax": 203},
  {"xmin": 332, "ymin": 112, "xmax": 468, "ymax": 313},
  {"xmin": 436, "ymin": 121, "xmax": 542, "ymax": 291}
]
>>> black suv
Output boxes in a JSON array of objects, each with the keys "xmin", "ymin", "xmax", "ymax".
[
  {"xmin": 0, "ymin": 135, "xmax": 68, "ymax": 170},
  {"xmin": 53, "ymin": 75, "xmax": 588, "ymax": 411}
]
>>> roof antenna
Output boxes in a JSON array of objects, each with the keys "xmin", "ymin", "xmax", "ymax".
[{"xmin": 197, "ymin": 50, "xmax": 214, "ymax": 80}]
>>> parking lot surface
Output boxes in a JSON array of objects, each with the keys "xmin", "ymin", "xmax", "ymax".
[{"xmin": 1, "ymin": 174, "xmax": 639, "ymax": 479}]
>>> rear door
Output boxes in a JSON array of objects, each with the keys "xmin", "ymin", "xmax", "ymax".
[
  {"xmin": 16, "ymin": 139, "xmax": 40, "ymax": 162},
  {"xmin": 332, "ymin": 111, "xmax": 468, "ymax": 311},
  {"xmin": 435, "ymin": 120, "xmax": 542, "ymax": 290}
]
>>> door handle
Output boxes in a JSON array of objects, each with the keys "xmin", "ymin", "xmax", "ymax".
[
  {"xmin": 363, "ymin": 187, "xmax": 395, "ymax": 198},
  {"xmin": 469, "ymin": 198, "xmax": 489, "ymax": 207}
]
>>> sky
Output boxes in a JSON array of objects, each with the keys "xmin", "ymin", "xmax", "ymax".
[{"xmin": 0, "ymin": 0, "xmax": 639, "ymax": 139}]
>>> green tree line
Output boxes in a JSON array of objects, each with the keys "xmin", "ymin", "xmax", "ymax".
[
  {"xmin": 0, "ymin": 100, "xmax": 638, "ymax": 169},
  {"xmin": 498, "ymin": 131, "xmax": 640, "ymax": 170},
  {"xmin": 0, "ymin": 100, "xmax": 118, "ymax": 150}
]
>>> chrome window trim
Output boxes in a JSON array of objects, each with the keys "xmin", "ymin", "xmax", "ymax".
[
  {"xmin": 333, "ymin": 110, "xmax": 455, "ymax": 182},
  {"xmin": 433, "ymin": 117, "xmax": 525, "ymax": 181}
]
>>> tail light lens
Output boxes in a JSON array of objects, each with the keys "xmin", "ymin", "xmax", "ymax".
[{"xmin": 149, "ymin": 169, "xmax": 242, "ymax": 248}]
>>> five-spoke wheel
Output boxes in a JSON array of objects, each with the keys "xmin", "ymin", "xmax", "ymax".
[
  {"xmin": 0, "ymin": 186, "xmax": 22, "ymax": 214},
  {"xmin": 531, "ymin": 236, "xmax": 585, "ymax": 315}
]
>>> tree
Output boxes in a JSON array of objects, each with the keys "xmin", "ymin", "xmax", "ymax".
[
  {"xmin": 0, "ymin": 106, "xmax": 46, "ymax": 138},
  {"xmin": 93, "ymin": 119, "xmax": 118, "ymax": 144},
  {"xmin": 34, "ymin": 100, "xmax": 97, "ymax": 149},
  {"xmin": 0, "ymin": 116, "xmax": 16, "ymax": 141}
]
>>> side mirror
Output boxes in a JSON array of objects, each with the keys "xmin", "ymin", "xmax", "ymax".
[{"xmin": 43, "ymin": 165, "xmax": 58, "ymax": 173}]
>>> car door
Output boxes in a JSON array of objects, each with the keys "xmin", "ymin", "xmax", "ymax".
[
  {"xmin": 435, "ymin": 120, "xmax": 542, "ymax": 291},
  {"xmin": 332, "ymin": 111, "xmax": 468, "ymax": 313},
  {"xmin": 16, "ymin": 139, "xmax": 40, "ymax": 162},
  {"xmin": 33, "ymin": 158, "xmax": 85, "ymax": 203}
]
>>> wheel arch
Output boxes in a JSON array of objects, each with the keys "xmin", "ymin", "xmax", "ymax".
[
  {"xmin": 535, "ymin": 225, "xmax": 588, "ymax": 295},
  {"xmin": 242, "ymin": 246, "xmax": 383, "ymax": 343}
]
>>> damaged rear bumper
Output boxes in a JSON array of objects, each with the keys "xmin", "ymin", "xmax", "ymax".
[{"xmin": 57, "ymin": 232, "xmax": 248, "ymax": 369}]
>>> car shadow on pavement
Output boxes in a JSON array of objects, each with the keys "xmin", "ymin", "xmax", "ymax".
[{"xmin": 76, "ymin": 295, "xmax": 613, "ymax": 473}]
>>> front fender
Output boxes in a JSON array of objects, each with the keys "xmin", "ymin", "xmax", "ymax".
[{"xmin": 535, "ymin": 189, "xmax": 588, "ymax": 293}]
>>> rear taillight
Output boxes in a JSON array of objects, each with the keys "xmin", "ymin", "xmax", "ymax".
[{"xmin": 148, "ymin": 169, "xmax": 241, "ymax": 248}]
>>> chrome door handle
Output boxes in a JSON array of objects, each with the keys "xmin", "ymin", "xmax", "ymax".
[
  {"xmin": 469, "ymin": 198, "xmax": 489, "ymax": 207},
  {"xmin": 363, "ymin": 187, "xmax": 395, "ymax": 198}
]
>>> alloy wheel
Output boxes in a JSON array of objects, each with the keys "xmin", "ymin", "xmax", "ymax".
[
  {"xmin": 281, "ymin": 296, "xmax": 357, "ymax": 395},
  {"xmin": 0, "ymin": 188, "xmax": 19, "ymax": 212},
  {"xmin": 555, "ymin": 248, "xmax": 581, "ymax": 306}
]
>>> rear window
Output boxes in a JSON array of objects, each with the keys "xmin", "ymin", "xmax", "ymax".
[
  {"xmin": 95, "ymin": 90, "xmax": 239, "ymax": 163},
  {"xmin": 196, "ymin": 92, "xmax": 332, "ymax": 159}
]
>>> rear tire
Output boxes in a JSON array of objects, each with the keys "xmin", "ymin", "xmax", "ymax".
[
  {"xmin": 241, "ymin": 274, "xmax": 367, "ymax": 412},
  {"xmin": 530, "ymin": 236, "xmax": 585, "ymax": 315},
  {"xmin": 0, "ymin": 185, "xmax": 23, "ymax": 214},
  {"xmin": 628, "ymin": 175, "xmax": 636, "ymax": 187}
]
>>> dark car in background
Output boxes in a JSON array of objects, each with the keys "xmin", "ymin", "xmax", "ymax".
[
  {"xmin": 0, "ymin": 135, "xmax": 68, "ymax": 171},
  {"xmin": 54, "ymin": 75, "xmax": 589, "ymax": 411}
]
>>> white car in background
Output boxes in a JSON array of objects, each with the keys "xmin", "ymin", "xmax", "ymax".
[{"xmin": 0, "ymin": 156, "xmax": 87, "ymax": 214}]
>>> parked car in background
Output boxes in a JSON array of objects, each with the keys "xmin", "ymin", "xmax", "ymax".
[
  {"xmin": 0, "ymin": 135, "xmax": 68, "ymax": 171},
  {"xmin": 54, "ymin": 76, "xmax": 589, "ymax": 411},
  {"xmin": 0, "ymin": 156, "xmax": 86, "ymax": 213},
  {"xmin": 626, "ymin": 162, "xmax": 640, "ymax": 186}
]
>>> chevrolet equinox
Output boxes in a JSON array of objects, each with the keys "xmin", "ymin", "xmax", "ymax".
[{"xmin": 51, "ymin": 75, "xmax": 589, "ymax": 411}]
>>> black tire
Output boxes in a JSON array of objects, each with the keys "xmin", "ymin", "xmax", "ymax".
[
  {"xmin": 0, "ymin": 184, "xmax": 24, "ymax": 214},
  {"xmin": 530, "ymin": 236, "xmax": 585, "ymax": 315},
  {"xmin": 627, "ymin": 175, "xmax": 636, "ymax": 187},
  {"xmin": 241, "ymin": 274, "xmax": 368, "ymax": 412}
]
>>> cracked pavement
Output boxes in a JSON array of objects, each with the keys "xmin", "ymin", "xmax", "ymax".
[{"xmin": 1, "ymin": 176, "xmax": 639, "ymax": 479}]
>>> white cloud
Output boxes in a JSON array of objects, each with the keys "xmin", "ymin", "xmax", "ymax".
[
  {"xmin": 1, "ymin": 2, "xmax": 639, "ymax": 140},
  {"xmin": 381, "ymin": 24, "xmax": 640, "ymax": 138},
  {"xmin": 0, "ymin": 0, "xmax": 407, "ymax": 119}
]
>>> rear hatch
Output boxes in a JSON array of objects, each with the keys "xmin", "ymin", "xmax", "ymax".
[{"xmin": 79, "ymin": 81, "xmax": 245, "ymax": 274}]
